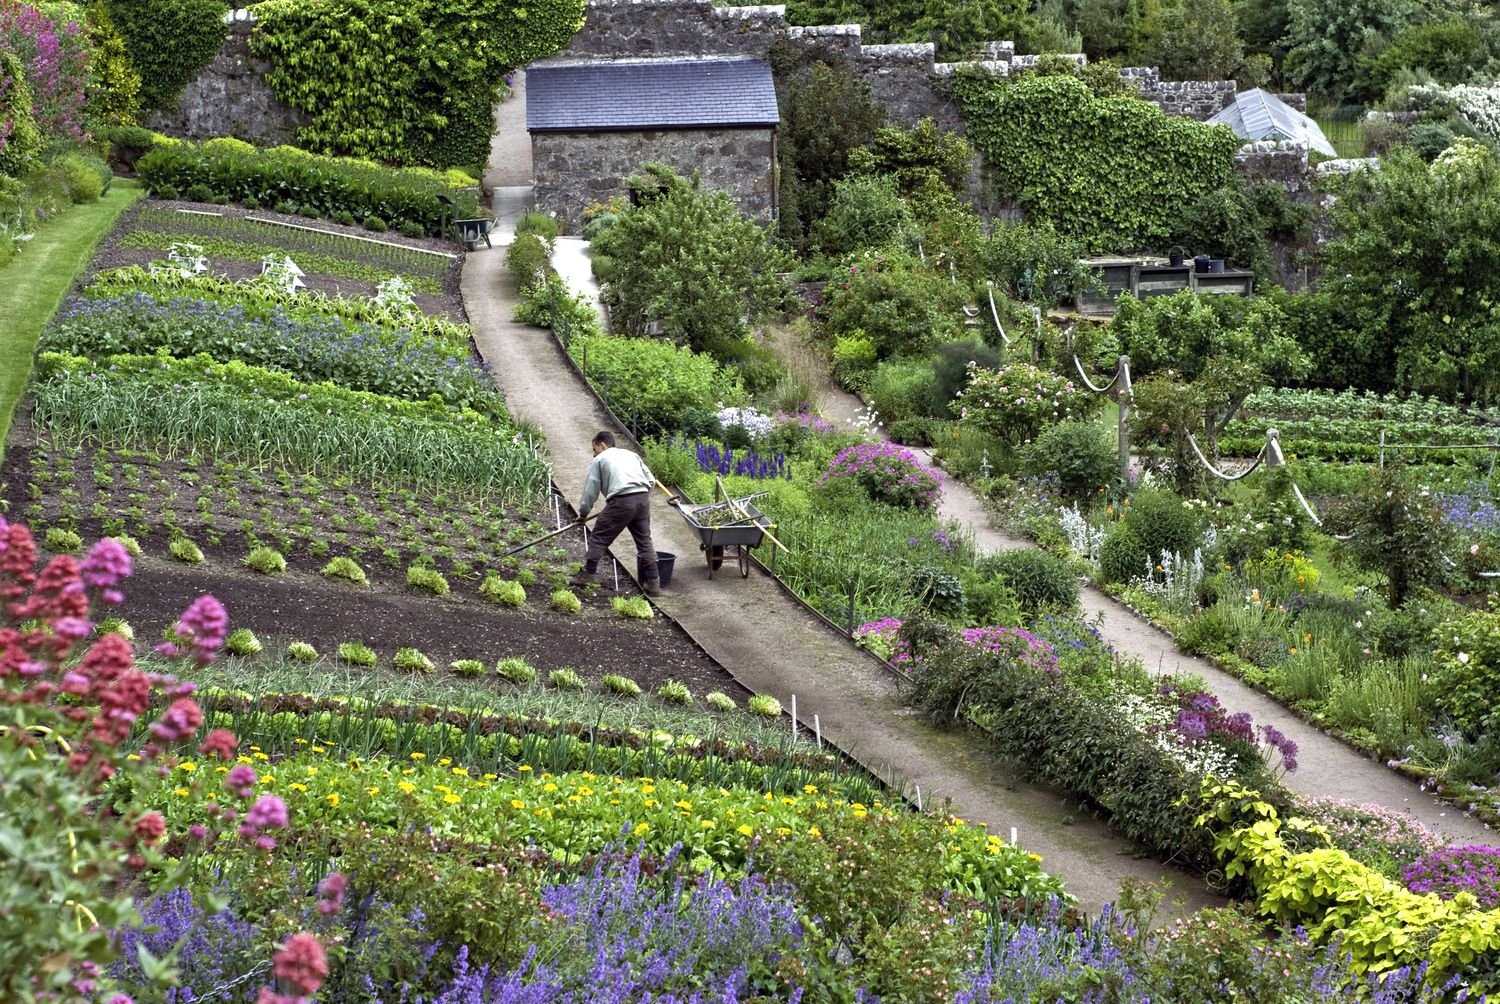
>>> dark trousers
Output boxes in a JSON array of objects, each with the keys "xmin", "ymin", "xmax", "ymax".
[{"xmin": 585, "ymin": 491, "xmax": 658, "ymax": 580}]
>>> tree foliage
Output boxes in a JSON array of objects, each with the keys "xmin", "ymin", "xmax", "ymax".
[
  {"xmin": 592, "ymin": 165, "xmax": 789, "ymax": 351},
  {"xmin": 775, "ymin": 58, "xmax": 884, "ymax": 252},
  {"xmin": 251, "ymin": 0, "xmax": 584, "ymax": 167},
  {"xmin": 953, "ymin": 71, "xmax": 1239, "ymax": 252},
  {"xmin": 1320, "ymin": 141, "xmax": 1500, "ymax": 405},
  {"xmin": 1151, "ymin": 0, "xmax": 1245, "ymax": 81},
  {"xmin": 1282, "ymin": 0, "xmax": 1420, "ymax": 102}
]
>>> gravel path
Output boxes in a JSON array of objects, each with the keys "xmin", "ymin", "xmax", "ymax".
[
  {"xmin": 808, "ymin": 345, "xmax": 1495, "ymax": 847},
  {"xmin": 460, "ymin": 234, "xmax": 1225, "ymax": 918}
]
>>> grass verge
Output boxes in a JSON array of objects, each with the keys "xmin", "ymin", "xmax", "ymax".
[{"xmin": 0, "ymin": 180, "xmax": 144, "ymax": 458}]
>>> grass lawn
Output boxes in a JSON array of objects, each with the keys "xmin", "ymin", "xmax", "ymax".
[{"xmin": 0, "ymin": 179, "xmax": 143, "ymax": 459}]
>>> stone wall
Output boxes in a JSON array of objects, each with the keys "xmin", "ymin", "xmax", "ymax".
[
  {"xmin": 533, "ymin": 126, "xmax": 777, "ymax": 224},
  {"xmin": 1119, "ymin": 67, "xmax": 1236, "ymax": 120},
  {"xmin": 145, "ymin": 11, "xmax": 305, "ymax": 146},
  {"xmin": 1235, "ymin": 139, "xmax": 1311, "ymax": 194}
]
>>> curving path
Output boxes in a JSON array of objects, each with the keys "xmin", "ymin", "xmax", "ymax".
[
  {"xmin": 467, "ymin": 109, "xmax": 1224, "ymax": 914},
  {"xmin": 805, "ymin": 347, "xmax": 1496, "ymax": 847}
]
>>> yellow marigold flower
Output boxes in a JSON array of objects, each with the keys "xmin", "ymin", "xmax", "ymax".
[
  {"xmin": 809, "ymin": 826, "xmax": 821, "ymax": 838},
  {"xmin": 327, "ymin": 793, "xmax": 340, "ymax": 807},
  {"xmin": 215, "ymin": 766, "xmax": 227, "ymax": 773},
  {"xmin": 543, "ymin": 782, "xmax": 559, "ymax": 792},
  {"xmin": 1030, "ymin": 853, "xmax": 1043, "ymax": 862},
  {"xmin": 311, "ymin": 746, "xmax": 326, "ymax": 753},
  {"xmin": 803, "ymin": 784, "xmax": 818, "ymax": 794},
  {"xmin": 852, "ymin": 809, "xmax": 867, "ymax": 819},
  {"xmin": 634, "ymin": 822, "xmax": 650, "ymax": 836},
  {"xmin": 738, "ymin": 824, "xmax": 754, "ymax": 836},
  {"xmin": 451, "ymin": 767, "xmax": 469, "ymax": 777},
  {"xmin": 250, "ymin": 745, "xmax": 262, "ymax": 752},
  {"xmin": 987, "ymin": 835, "xmax": 1002, "ymax": 845},
  {"xmin": 700, "ymin": 819, "xmax": 716, "ymax": 829},
  {"xmin": 409, "ymin": 752, "xmax": 426, "ymax": 760},
  {"xmin": 518, "ymin": 765, "xmax": 533, "ymax": 772},
  {"xmin": 645, "ymin": 799, "xmax": 659, "ymax": 808},
  {"xmin": 260, "ymin": 774, "xmax": 275, "ymax": 784},
  {"xmin": 986, "ymin": 844, "xmax": 999, "ymax": 855},
  {"xmin": 294, "ymin": 738, "xmax": 309, "ymax": 744},
  {"xmin": 640, "ymin": 777, "xmax": 654, "ymax": 784},
  {"xmin": 483, "ymin": 773, "xmax": 498, "ymax": 781},
  {"xmin": 305, "ymin": 767, "xmax": 318, "ymax": 776},
  {"xmin": 435, "ymin": 784, "xmax": 451, "ymax": 794},
  {"xmin": 578, "ymin": 786, "xmax": 593, "ymax": 796},
  {"xmin": 402, "ymin": 769, "xmax": 415, "ymax": 776},
  {"xmin": 253, "ymin": 752, "xmax": 269, "ymax": 761},
  {"xmin": 851, "ymin": 803, "xmax": 866, "ymax": 811},
  {"xmin": 534, "ymin": 808, "xmax": 552, "ymax": 818},
  {"xmin": 511, "ymin": 799, "xmax": 525, "ymax": 809},
  {"xmin": 675, "ymin": 800, "xmax": 692, "ymax": 810},
  {"xmin": 443, "ymin": 794, "xmax": 460, "ymax": 805},
  {"xmin": 541, "ymin": 771, "xmax": 553, "ymax": 778},
  {"xmin": 237, "ymin": 755, "xmax": 252, "ymax": 764},
  {"xmin": 775, "ymin": 827, "xmax": 791, "ymax": 836},
  {"xmin": 366, "ymin": 787, "xmax": 380, "ymax": 795},
  {"xmin": 439, "ymin": 758, "xmax": 452, "ymax": 766},
  {"xmin": 815, "ymin": 800, "xmax": 829, "ymax": 810},
  {"xmin": 179, "ymin": 761, "xmax": 196, "ymax": 772},
  {"xmin": 127, "ymin": 754, "xmax": 141, "ymax": 762},
  {"xmin": 567, "ymin": 795, "xmax": 582, "ymax": 803},
  {"xmin": 610, "ymin": 799, "xmax": 621, "ymax": 805},
  {"xmin": 640, "ymin": 784, "xmax": 655, "ymax": 794},
  {"xmin": 289, "ymin": 783, "xmax": 308, "ymax": 792},
  {"xmin": 174, "ymin": 788, "xmax": 190, "ymax": 797},
  {"xmin": 780, "ymin": 797, "xmax": 796, "ymax": 805},
  {"xmin": 398, "ymin": 781, "xmax": 416, "ymax": 793}
]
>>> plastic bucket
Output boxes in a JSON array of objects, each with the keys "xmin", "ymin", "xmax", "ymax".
[
  {"xmin": 1168, "ymin": 250, "xmax": 1186, "ymax": 267},
  {"xmin": 1193, "ymin": 255, "xmax": 1211, "ymax": 274},
  {"xmin": 1208, "ymin": 258, "xmax": 1226, "ymax": 273},
  {"xmin": 644, "ymin": 552, "xmax": 675, "ymax": 588}
]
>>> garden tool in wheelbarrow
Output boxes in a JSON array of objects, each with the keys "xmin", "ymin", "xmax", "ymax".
[{"xmin": 500, "ymin": 511, "xmax": 601, "ymax": 558}]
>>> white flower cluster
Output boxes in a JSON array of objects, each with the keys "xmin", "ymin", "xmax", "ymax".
[
  {"xmin": 1116, "ymin": 694, "xmax": 1244, "ymax": 781},
  {"xmin": 716, "ymin": 405, "xmax": 776, "ymax": 440},
  {"xmin": 1408, "ymin": 83, "xmax": 1500, "ymax": 142},
  {"xmin": 1140, "ymin": 548, "xmax": 1206, "ymax": 613},
  {"xmin": 1056, "ymin": 504, "xmax": 1105, "ymax": 564}
]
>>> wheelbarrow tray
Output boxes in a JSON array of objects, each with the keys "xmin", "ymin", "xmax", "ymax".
[{"xmin": 676, "ymin": 499, "xmax": 770, "ymax": 548}]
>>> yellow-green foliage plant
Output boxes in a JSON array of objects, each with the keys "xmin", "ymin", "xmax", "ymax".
[{"xmin": 1194, "ymin": 777, "xmax": 1500, "ymax": 982}]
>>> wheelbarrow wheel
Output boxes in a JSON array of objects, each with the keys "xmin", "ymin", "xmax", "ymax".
[
  {"xmin": 706, "ymin": 544, "xmax": 724, "ymax": 576},
  {"xmin": 738, "ymin": 546, "xmax": 751, "ymax": 578}
]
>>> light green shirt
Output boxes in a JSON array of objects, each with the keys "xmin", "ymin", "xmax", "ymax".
[{"xmin": 578, "ymin": 447, "xmax": 656, "ymax": 516}]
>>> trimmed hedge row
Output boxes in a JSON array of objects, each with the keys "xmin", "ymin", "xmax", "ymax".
[{"xmin": 136, "ymin": 140, "xmax": 482, "ymax": 237}]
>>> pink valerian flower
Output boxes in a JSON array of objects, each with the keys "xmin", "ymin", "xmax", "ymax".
[
  {"xmin": 316, "ymin": 872, "xmax": 348, "ymax": 915},
  {"xmin": 272, "ymin": 932, "xmax": 328, "ymax": 995},
  {"xmin": 79, "ymin": 537, "xmax": 132, "ymax": 603},
  {"xmin": 150, "ymin": 697, "xmax": 204, "ymax": 743},
  {"xmin": 247, "ymin": 794, "xmax": 289, "ymax": 829},
  {"xmin": 959, "ymin": 626, "xmax": 1060, "ymax": 675},
  {"xmin": 157, "ymin": 595, "xmax": 229, "ymax": 664},
  {"xmin": 200, "ymin": 728, "xmax": 238, "ymax": 760},
  {"xmin": 132, "ymin": 811, "xmax": 166, "ymax": 844},
  {"xmin": 224, "ymin": 764, "xmax": 259, "ymax": 799}
]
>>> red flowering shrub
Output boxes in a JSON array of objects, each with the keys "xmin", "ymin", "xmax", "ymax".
[{"xmin": 0, "ymin": 517, "xmax": 327, "ymax": 1003}]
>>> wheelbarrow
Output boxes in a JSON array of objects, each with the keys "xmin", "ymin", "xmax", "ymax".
[{"xmin": 674, "ymin": 496, "xmax": 776, "ymax": 579}]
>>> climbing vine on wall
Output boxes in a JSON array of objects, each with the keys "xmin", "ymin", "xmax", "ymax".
[
  {"xmin": 104, "ymin": 0, "xmax": 227, "ymax": 112},
  {"xmin": 250, "ymin": 0, "xmax": 585, "ymax": 168},
  {"xmin": 951, "ymin": 71, "xmax": 1240, "ymax": 252}
]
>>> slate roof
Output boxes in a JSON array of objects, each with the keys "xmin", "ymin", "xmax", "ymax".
[
  {"xmin": 1207, "ymin": 88, "xmax": 1337, "ymax": 158},
  {"xmin": 527, "ymin": 58, "xmax": 779, "ymax": 132}
]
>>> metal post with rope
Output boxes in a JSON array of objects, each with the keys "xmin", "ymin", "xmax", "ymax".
[{"xmin": 1072, "ymin": 346, "xmax": 1134, "ymax": 487}]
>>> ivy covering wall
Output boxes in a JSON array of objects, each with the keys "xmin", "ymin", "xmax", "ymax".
[
  {"xmin": 104, "ymin": 0, "xmax": 228, "ymax": 111},
  {"xmin": 249, "ymin": 0, "xmax": 585, "ymax": 169},
  {"xmin": 951, "ymin": 72, "xmax": 1240, "ymax": 252}
]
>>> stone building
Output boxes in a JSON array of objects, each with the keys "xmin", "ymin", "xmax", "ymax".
[{"xmin": 526, "ymin": 56, "xmax": 780, "ymax": 225}]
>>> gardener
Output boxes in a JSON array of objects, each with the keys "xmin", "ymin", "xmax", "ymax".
[{"xmin": 571, "ymin": 431, "xmax": 662, "ymax": 596}]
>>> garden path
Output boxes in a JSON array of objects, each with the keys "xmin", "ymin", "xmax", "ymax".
[
  {"xmin": 802, "ymin": 353, "xmax": 1497, "ymax": 847},
  {"xmin": 460, "ymin": 241, "xmax": 1224, "ymax": 917},
  {"xmin": 487, "ymin": 71, "xmax": 535, "ymax": 241}
]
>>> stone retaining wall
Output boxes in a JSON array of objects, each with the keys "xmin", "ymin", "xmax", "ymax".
[{"xmin": 145, "ymin": 10, "xmax": 304, "ymax": 146}]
